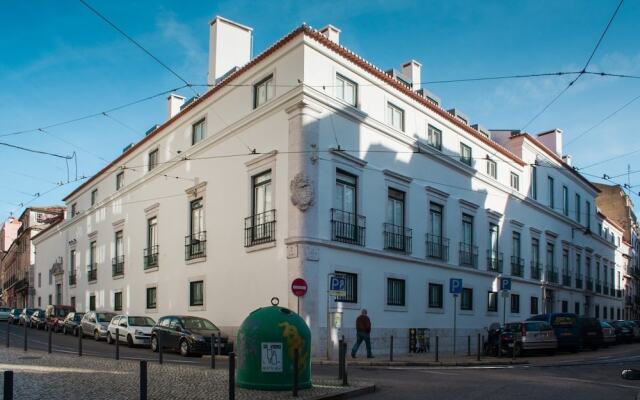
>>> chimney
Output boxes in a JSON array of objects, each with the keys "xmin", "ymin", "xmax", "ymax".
[
  {"xmin": 536, "ymin": 128, "xmax": 563, "ymax": 156},
  {"xmin": 562, "ymin": 154, "xmax": 572, "ymax": 166},
  {"xmin": 320, "ymin": 24, "xmax": 341, "ymax": 44},
  {"xmin": 167, "ymin": 94, "xmax": 185, "ymax": 119},
  {"xmin": 402, "ymin": 60, "xmax": 422, "ymax": 90},
  {"xmin": 208, "ymin": 16, "xmax": 253, "ymax": 85}
]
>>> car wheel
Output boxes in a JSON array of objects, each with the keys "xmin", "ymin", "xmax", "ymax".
[
  {"xmin": 94, "ymin": 330, "xmax": 100, "ymax": 341},
  {"xmin": 106, "ymin": 332, "xmax": 113, "ymax": 345},
  {"xmin": 180, "ymin": 340, "xmax": 190, "ymax": 357},
  {"xmin": 151, "ymin": 336, "xmax": 159, "ymax": 352},
  {"xmin": 127, "ymin": 335, "xmax": 134, "ymax": 348}
]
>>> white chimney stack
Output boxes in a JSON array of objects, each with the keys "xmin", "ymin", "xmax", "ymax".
[
  {"xmin": 208, "ymin": 16, "xmax": 253, "ymax": 85},
  {"xmin": 320, "ymin": 24, "xmax": 341, "ymax": 44},
  {"xmin": 537, "ymin": 128, "xmax": 563, "ymax": 156},
  {"xmin": 167, "ymin": 93, "xmax": 185, "ymax": 120},
  {"xmin": 402, "ymin": 60, "xmax": 422, "ymax": 90}
]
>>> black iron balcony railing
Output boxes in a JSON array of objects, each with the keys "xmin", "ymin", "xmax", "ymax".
[
  {"xmin": 426, "ymin": 234, "xmax": 449, "ymax": 261},
  {"xmin": 586, "ymin": 277, "xmax": 593, "ymax": 291},
  {"xmin": 617, "ymin": 289, "xmax": 622, "ymax": 298},
  {"xmin": 545, "ymin": 266, "xmax": 558, "ymax": 284},
  {"xmin": 486, "ymin": 250, "xmax": 503, "ymax": 273},
  {"xmin": 575, "ymin": 275, "xmax": 583, "ymax": 289},
  {"xmin": 459, "ymin": 243, "xmax": 478, "ymax": 268},
  {"xmin": 331, "ymin": 209, "xmax": 366, "ymax": 246},
  {"xmin": 510, "ymin": 256, "xmax": 524, "ymax": 277},
  {"xmin": 244, "ymin": 210, "xmax": 276, "ymax": 247},
  {"xmin": 68, "ymin": 273, "xmax": 76, "ymax": 286},
  {"xmin": 185, "ymin": 231, "xmax": 206, "ymax": 260},
  {"xmin": 531, "ymin": 262, "xmax": 542, "ymax": 280},
  {"xmin": 144, "ymin": 245, "xmax": 159, "ymax": 269},
  {"xmin": 87, "ymin": 264, "xmax": 97, "ymax": 282},
  {"xmin": 562, "ymin": 273, "xmax": 571, "ymax": 287},
  {"xmin": 384, "ymin": 223, "xmax": 412, "ymax": 254},
  {"xmin": 595, "ymin": 281, "xmax": 602, "ymax": 293},
  {"xmin": 112, "ymin": 255, "xmax": 124, "ymax": 277}
]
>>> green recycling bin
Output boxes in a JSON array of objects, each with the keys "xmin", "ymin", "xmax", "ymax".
[{"xmin": 236, "ymin": 299, "xmax": 311, "ymax": 390}]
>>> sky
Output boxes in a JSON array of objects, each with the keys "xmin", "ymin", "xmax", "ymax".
[{"xmin": 0, "ymin": 0, "xmax": 639, "ymax": 219}]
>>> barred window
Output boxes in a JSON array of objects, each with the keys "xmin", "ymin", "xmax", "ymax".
[
  {"xmin": 387, "ymin": 278, "xmax": 406, "ymax": 306},
  {"xmin": 334, "ymin": 272, "xmax": 358, "ymax": 304},
  {"xmin": 428, "ymin": 283, "xmax": 443, "ymax": 308},
  {"xmin": 461, "ymin": 288, "xmax": 473, "ymax": 310}
]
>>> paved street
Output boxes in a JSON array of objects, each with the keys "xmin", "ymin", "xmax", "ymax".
[{"xmin": 4, "ymin": 322, "xmax": 640, "ymax": 399}]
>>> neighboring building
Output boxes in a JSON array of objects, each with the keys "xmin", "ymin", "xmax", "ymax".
[
  {"xmin": 1, "ymin": 207, "xmax": 64, "ymax": 308},
  {"xmin": 0, "ymin": 217, "xmax": 21, "ymax": 306},
  {"xmin": 593, "ymin": 183, "xmax": 640, "ymax": 319},
  {"xmin": 32, "ymin": 18, "xmax": 626, "ymax": 357}
]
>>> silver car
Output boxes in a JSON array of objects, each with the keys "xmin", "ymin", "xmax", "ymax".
[
  {"xmin": 0, "ymin": 307, "xmax": 10, "ymax": 321},
  {"xmin": 106, "ymin": 315, "xmax": 155, "ymax": 347},
  {"xmin": 505, "ymin": 321, "xmax": 558, "ymax": 356},
  {"xmin": 81, "ymin": 311, "xmax": 117, "ymax": 341}
]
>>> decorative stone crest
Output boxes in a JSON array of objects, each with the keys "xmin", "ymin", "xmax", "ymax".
[{"xmin": 290, "ymin": 172, "xmax": 314, "ymax": 211}]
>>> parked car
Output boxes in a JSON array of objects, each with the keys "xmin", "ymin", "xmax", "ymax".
[
  {"xmin": 527, "ymin": 313, "xmax": 580, "ymax": 352},
  {"xmin": 29, "ymin": 309, "xmax": 46, "ymax": 329},
  {"xmin": 610, "ymin": 320, "xmax": 634, "ymax": 344},
  {"xmin": 503, "ymin": 321, "xmax": 558, "ymax": 356},
  {"xmin": 7, "ymin": 309, "xmax": 21, "ymax": 324},
  {"xmin": 627, "ymin": 320, "xmax": 640, "ymax": 341},
  {"xmin": 106, "ymin": 315, "xmax": 155, "ymax": 347},
  {"xmin": 600, "ymin": 321, "xmax": 616, "ymax": 346},
  {"xmin": 44, "ymin": 304, "xmax": 74, "ymax": 332},
  {"xmin": 80, "ymin": 311, "xmax": 117, "ymax": 341},
  {"xmin": 577, "ymin": 317, "xmax": 603, "ymax": 350},
  {"xmin": 0, "ymin": 307, "xmax": 11, "ymax": 321},
  {"xmin": 62, "ymin": 312, "xmax": 84, "ymax": 336},
  {"xmin": 18, "ymin": 308, "xmax": 37, "ymax": 325},
  {"xmin": 151, "ymin": 316, "xmax": 231, "ymax": 357}
]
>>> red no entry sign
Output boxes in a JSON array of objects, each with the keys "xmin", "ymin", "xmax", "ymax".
[{"xmin": 291, "ymin": 278, "xmax": 308, "ymax": 297}]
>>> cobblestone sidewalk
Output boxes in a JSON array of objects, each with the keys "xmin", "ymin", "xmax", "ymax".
[{"xmin": 0, "ymin": 348, "xmax": 373, "ymax": 400}]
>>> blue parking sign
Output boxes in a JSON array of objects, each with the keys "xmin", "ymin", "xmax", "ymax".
[
  {"xmin": 449, "ymin": 278, "xmax": 463, "ymax": 294},
  {"xmin": 329, "ymin": 274, "xmax": 347, "ymax": 296},
  {"xmin": 500, "ymin": 277, "xmax": 512, "ymax": 291}
]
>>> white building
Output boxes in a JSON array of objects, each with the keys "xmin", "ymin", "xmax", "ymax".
[{"xmin": 33, "ymin": 17, "xmax": 625, "ymax": 357}]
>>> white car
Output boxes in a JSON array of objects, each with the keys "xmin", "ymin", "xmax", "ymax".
[{"xmin": 106, "ymin": 315, "xmax": 155, "ymax": 347}]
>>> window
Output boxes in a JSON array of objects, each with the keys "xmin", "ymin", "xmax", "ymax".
[
  {"xmin": 585, "ymin": 201, "xmax": 591, "ymax": 229},
  {"xmin": 70, "ymin": 203, "xmax": 77, "ymax": 218},
  {"xmin": 70, "ymin": 296, "xmax": 76, "ymax": 308},
  {"xmin": 38, "ymin": 273, "xmax": 41, "ymax": 288},
  {"xmin": 192, "ymin": 119, "xmax": 206, "ymax": 145},
  {"xmin": 462, "ymin": 214, "xmax": 473, "ymax": 246},
  {"xmin": 89, "ymin": 295, "xmax": 96, "ymax": 311},
  {"xmin": 148, "ymin": 149, "xmax": 159, "ymax": 171},
  {"xmin": 70, "ymin": 249, "xmax": 76, "ymax": 274},
  {"xmin": 461, "ymin": 288, "xmax": 473, "ymax": 310},
  {"xmin": 146, "ymin": 287, "xmax": 157, "ymax": 309},
  {"xmin": 386, "ymin": 188, "xmax": 405, "ymax": 227},
  {"xmin": 187, "ymin": 198, "xmax": 205, "ymax": 259},
  {"xmin": 530, "ymin": 165, "xmax": 537, "ymax": 199},
  {"xmin": 91, "ymin": 189, "xmax": 98, "ymax": 206},
  {"xmin": 561, "ymin": 300, "xmax": 568, "ymax": 313},
  {"xmin": 562, "ymin": 249, "xmax": 569, "ymax": 275},
  {"xmin": 116, "ymin": 172, "xmax": 124, "ymax": 190},
  {"xmin": 146, "ymin": 217, "xmax": 158, "ymax": 268},
  {"xmin": 190, "ymin": 198, "xmax": 204, "ymax": 236},
  {"xmin": 531, "ymin": 238, "xmax": 540, "ymax": 266},
  {"xmin": 562, "ymin": 186, "xmax": 569, "ymax": 216},
  {"xmin": 114, "ymin": 291, "xmax": 122, "ymax": 311},
  {"xmin": 512, "ymin": 232, "xmax": 521, "ymax": 259},
  {"xmin": 387, "ymin": 278, "xmax": 406, "ymax": 306},
  {"xmin": 487, "ymin": 291, "xmax": 498, "ymax": 312},
  {"xmin": 89, "ymin": 241, "xmax": 96, "ymax": 266},
  {"xmin": 49, "ymin": 270, "xmax": 52, "ymax": 285},
  {"xmin": 603, "ymin": 306, "xmax": 607, "ymax": 319},
  {"xmin": 386, "ymin": 102, "xmax": 404, "ymax": 131},
  {"xmin": 488, "ymin": 223, "xmax": 499, "ymax": 255},
  {"xmin": 460, "ymin": 143, "xmax": 472, "ymax": 166},
  {"xmin": 546, "ymin": 242, "xmax": 555, "ymax": 267},
  {"xmin": 486, "ymin": 158, "xmax": 497, "ymax": 179},
  {"xmin": 38, "ymin": 297, "xmax": 41, "ymax": 308},
  {"xmin": 335, "ymin": 272, "xmax": 358, "ymax": 303},
  {"xmin": 574, "ymin": 302, "xmax": 580, "ymax": 315},
  {"xmin": 336, "ymin": 171, "xmax": 357, "ymax": 215},
  {"xmin": 336, "ymin": 74, "xmax": 357, "ymax": 106},
  {"xmin": 530, "ymin": 296, "xmax": 539, "ymax": 315},
  {"xmin": 428, "ymin": 283, "xmax": 443, "ymax": 308},
  {"xmin": 510, "ymin": 172, "xmax": 520, "ymax": 190},
  {"xmin": 48, "ymin": 294, "xmax": 52, "ymax": 305},
  {"xmin": 252, "ymin": 170, "xmax": 273, "ymax": 218},
  {"xmin": 511, "ymin": 294, "xmax": 520, "ymax": 314},
  {"xmin": 575, "ymin": 193, "xmax": 581, "ymax": 223},
  {"xmin": 547, "ymin": 176, "xmax": 554, "ymax": 208},
  {"xmin": 115, "ymin": 230, "xmax": 123, "ymax": 260},
  {"xmin": 427, "ymin": 125, "xmax": 442, "ymax": 151},
  {"xmin": 253, "ymin": 74, "xmax": 274, "ymax": 108},
  {"xmin": 189, "ymin": 280, "xmax": 204, "ymax": 307},
  {"xmin": 595, "ymin": 305, "xmax": 599, "ymax": 319}
]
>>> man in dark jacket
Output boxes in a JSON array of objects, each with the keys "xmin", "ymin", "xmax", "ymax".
[{"xmin": 351, "ymin": 309, "xmax": 373, "ymax": 358}]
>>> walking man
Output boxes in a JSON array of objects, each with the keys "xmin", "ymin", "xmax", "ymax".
[{"xmin": 351, "ymin": 309, "xmax": 373, "ymax": 358}]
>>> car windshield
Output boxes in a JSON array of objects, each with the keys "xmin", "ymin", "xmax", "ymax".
[
  {"xmin": 74, "ymin": 314, "xmax": 84, "ymax": 321},
  {"xmin": 525, "ymin": 322, "xmax": 543, "ymax": 331},
  {"xmin": 552, "ymin": 315, "xmax": 576, "ymax": 326},
  {"xmin": 504, "ymin": 323, "xmax": 521, "ymax": 332},
  {"xmin": 0, "ymin": 308, "xmax": 9, "ymax": 312},
  {"xmin": 96, "ymin": 313, "xmax": 116, "ymax": 323},
  {"xmin": 128, "ymin": 317, "xmax": 155, "ymax": 327},
  {"xmin": 601, "ymin": 321, "xmax": 612, "ymax": 328},
  {"xmin": 25, "ymin": 309, "xmax": 35, "ymax": 315},
  {"xmin": 182, "ymin": 317, "xmax": 218, "ymax": 331},
  {"xmin": 54, "ymin": 309, "xmax": 70, "ymax": 317},
  {"xmin": 11, "ymin": 309, "xmax": 20, "ymax": 315}
]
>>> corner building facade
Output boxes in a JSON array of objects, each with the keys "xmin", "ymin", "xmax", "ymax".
[{"xmin": 33, "ymin": 19, "xmax": 626, "ymax": 357}]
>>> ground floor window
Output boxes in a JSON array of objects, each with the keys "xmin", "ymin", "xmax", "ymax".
[
  {"xmin": 603, "ymin": 306, "xmax": 607, "ymax": 320},
  {"xmin": 487, "ymin": 291, "xmax": 498, "ymax": 312},
  {"xmin": 190, "ymin": 280, "xmax": 204, "ymax": 307},
  {"xmin": 70, "ymin": 296, "xmax": 76, "ymax": 308},
  {"xmin": 574, "ymin": 302, "xmax": 580, "ymax": 315},
  {"xmin": 89, "ymin": 295, "xmax": 96, "ymax": 311},
  {"xmin": 617, "ymin": 308, "xmax": 621, "ymax": 320},
  {"xmin": 335, "ymin": 272, "xmax": 358, "ymax": 304},
  {"xmin": 530, "ymin": 296, "xmax": 539, "ymax": 315},
  {"xmin": 561, "ymin": 300, "xmax": 568, "ymax": 313},
  {"xmin": 595, "ymin": 305, "xmax": 599, "ymax": 319},
  {"xmin": 510, "ymin": 294, "xmax": 520, "ymax": 313},
  {"xmin": 461, "ymin": 288, "xmax": 473, "ymax": 311},
  {"xmin": 114, "ymin": 291, "xmax": 122, "ymax": 311},
  {"xmin": 387, "ymin": 278, "xmax": 406, "ymax": 306},
  {"xmin": 37, "ymin": 297, "xmax": 41, "ymax": 308},
  {"xmin": 146, "ymin": 287, "xmax": 157, "ymax": 309},
  {"xmin": 428, "ymin": 283, "xmax": 443, "ymax": 308}
]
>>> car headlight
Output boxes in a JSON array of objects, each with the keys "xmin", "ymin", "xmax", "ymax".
[
  {"xmin": 191, "ymin": 334, "xmax": 204, "ymax": 341},
  {"xmin": 134, "ymin": 330, "xmax": 143, "ymax": 336}
]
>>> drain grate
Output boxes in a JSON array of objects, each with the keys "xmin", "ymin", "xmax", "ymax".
[{"xmin": 18, "ymin": 356, "xmax": 42, "ymax": 360}]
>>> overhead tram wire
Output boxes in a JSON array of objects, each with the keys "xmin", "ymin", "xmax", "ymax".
[
  {"xmin": 0, "ymin": 142, "xmax": 72, "ymax": 160},
  {"xmin": 521, "ymin": 0, "xmax": 625, "ymax": 130}
]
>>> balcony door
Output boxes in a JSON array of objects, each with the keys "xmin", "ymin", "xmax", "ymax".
[
  {"xmin": 335, "ymin": 171, "xmax": 357, "ymax": 239},
  {"xmin": 252, "ymin": 170, "xmax": 273, "ymax": 240}
]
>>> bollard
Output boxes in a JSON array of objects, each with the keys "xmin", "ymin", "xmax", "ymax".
[
  {"xmin": 115, "ymin": 328, "xmax": 120, "ymax": 360},
  {"xmin": 23, "ymin": 321, "xmax": 27, "ymax": 352},
  {"xmin": 390, "ymin": 335, "xmax": 394, "ymax": 362},
  {"xmin": 139, "ymin": 360, "xmax": 147, "ymax": 400},
  {"xmin": 293, "ymin": 348, "xmax": 299, "ymax": 397},
  {"xmin": 476, "ymin": 333, "xmax": 481, "ymax": 361},
  {"xmin": 48, "ymin": 324, "xmax": 52, "ymax": 354},
  {"xmin": 228, "ymin": 352, "xmax": 236, "ymax": 400},
  {"xmin": 158, "ymin": 332, "xmax": 163, "ymax": 365},
  {"xmin": 435, "ymin": 336, "xmax": 439, "ymax": 362},
  {"xmin": 467, "ymin": 335, "xmax": 471, "ymax": 357},
  {"xmin": 4, "ymin": 370, "xmax": 13, "ymax": 400},
  {"xmin": 341, "ymin": 342, "xmax": 348, "ymax": 386},
  {"xmin": 512, "ymin": 341, "xmax": 516, "ymax": 361},
  {"xmin": 6, "ymin": 320, "xmax": 9, "ymax": 348},
  {"xmin": 217, "ymin": 331, "xmax": 221, "ymax": 356},
  {"xmin": 338, "ymin": 337, "xmax": 344, "ymax": 380},
  {"xmin": 210, "ymin": 333, "xmax": 216, "ymax": 369},
  {"xmin": 78, "ymin": 330, "xmax": 82, "ymax": 357},
  {"xmin": 498, "ymin": 337, "xmax": 502, "ymax": 358}
]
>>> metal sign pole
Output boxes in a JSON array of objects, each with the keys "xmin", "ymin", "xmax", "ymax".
[{"xmin": 453, "ymin": 294, "xmax": 458, "ymax": 357}]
